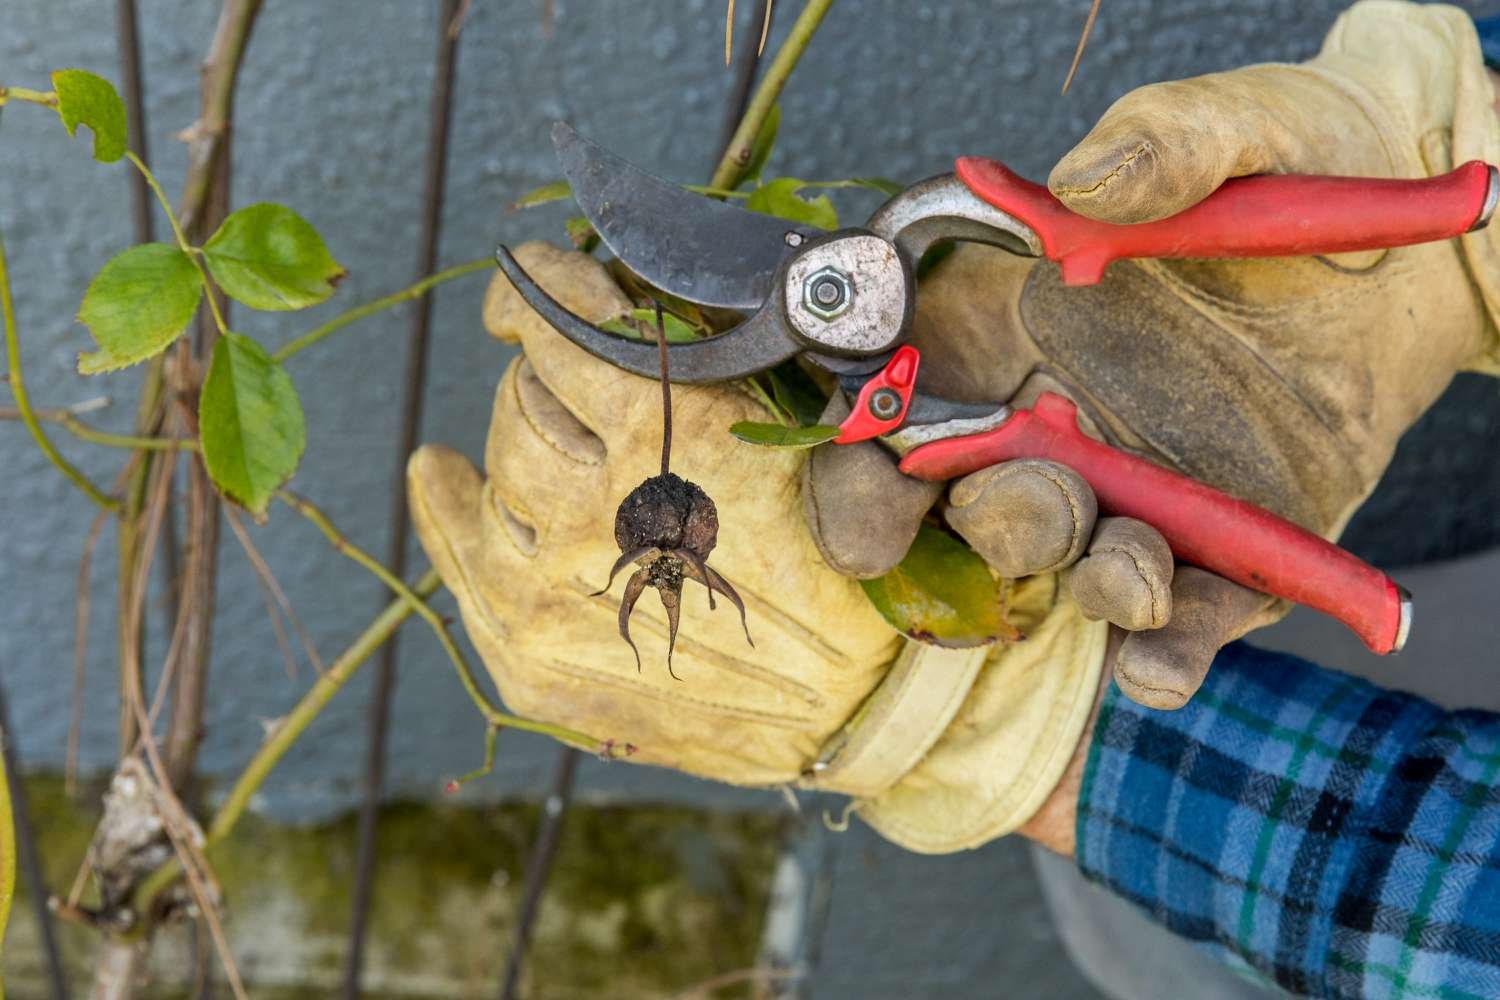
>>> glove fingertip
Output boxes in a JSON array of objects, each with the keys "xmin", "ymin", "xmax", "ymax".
[
  {"xmin": 801, "ymin": 455, "xmax": 933, "ymax": 579},
  {"xmin": 1112, "ymin": 638, "xmax": 1204, "ymax": 711},
  {"xmin": 1048, "ymin": 133, "xmax": 1172, "ymax": 225}
]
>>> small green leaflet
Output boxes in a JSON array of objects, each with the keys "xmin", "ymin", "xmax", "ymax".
[
  {"xmin": 51, "ymin": 69, "xmax": 127, "ymax": 163},
  {"xmin": 202, "ymin": 203, "xmax": 345, "ymax": 311},
  {"xmin": 730, "ymin": 422, "xmax": 839, "ymax": 448},
  {"xmin": 512, "ymin": 179, "xmax": 572, "ymax": 210},
  {"xmin": 859, "ymin": 524, "xmax": 1015, "ymax": 648},
  {"xmin": 77, "ymin": 243, "xmax": 203, "ymax": 373},
  {"xmin": 745, "ymin": 178, "xmax": 838, "ymax": 231},
  {"xmin": 199, "ymin": 333, "xmax": 306, "ymax": 517}
]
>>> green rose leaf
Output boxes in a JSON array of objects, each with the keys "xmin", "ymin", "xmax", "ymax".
[
  {"xmin": 740, "ymin": 103, "xmax": 780, "ymax": 186},
  {"xmin": 511, "ymin": 179, "xmax": 572, "ymax": 210},
  {"xmin": 202, "ymin": 203, "xmax": 345, "ymax": 311},
  {"xmin": 859, "ymin": 524, "xmax": 1015, "ymax": 648},
  {"xmin": 729, "ymin": 421, "xmax": 840, "ymax": 448},
  {"xmin": 745, "ymin": 178, "xmax": 838, "ymax": 231},
  {"xmin": 51, "ymin": 69, "xmax": 127, "ymax": 163},
  {"xmin": 200, "ymin": 332, "xmax": 306, "ymax": 517},
  {"xmin": 599, "ymin": 308, "xmax": 702, "ymax": 343},
  {"xmin": 77, "ymin": 243, "xmax": 203, "ymax": 373}
]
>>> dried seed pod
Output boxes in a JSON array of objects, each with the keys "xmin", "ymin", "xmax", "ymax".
[{"xmin": 594, "ymin": 304, "xmax": 752, "ymax": 678}]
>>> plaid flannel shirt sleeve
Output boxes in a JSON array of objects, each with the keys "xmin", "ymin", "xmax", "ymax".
[{"xmin": 1076, "ymin": 641, "xmax": 1500, "ymax": 1000}]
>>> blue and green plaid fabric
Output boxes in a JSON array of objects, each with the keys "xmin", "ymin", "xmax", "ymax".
[{"xmin": 1076, "ymin": 641, "xmax": 1500, "ymax": 999}]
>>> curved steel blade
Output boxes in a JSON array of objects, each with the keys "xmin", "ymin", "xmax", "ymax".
[
  {"xmin": 554, "ymin": 122, "xmax": 821, "ymax": 309},
  {"xmin": 496, "ymin": 246, "xmax": 802, "ymax": 384}
]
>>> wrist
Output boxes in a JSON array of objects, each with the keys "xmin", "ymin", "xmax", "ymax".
[{"xmin": 1017, "ymin": 626, "xmax": 1121, "ymax": 856}]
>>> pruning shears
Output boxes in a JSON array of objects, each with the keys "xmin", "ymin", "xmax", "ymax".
[{"xmin": 498, "ymin": 123, "xmax": 1500, "ymax": 655}]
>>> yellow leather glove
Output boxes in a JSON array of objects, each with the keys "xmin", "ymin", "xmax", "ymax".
[{"xmin": 411, "ymin": 1, "xmax": 1500, "ymax": 853}]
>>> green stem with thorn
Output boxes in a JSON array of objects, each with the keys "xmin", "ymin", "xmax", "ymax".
[{"xmin": 709, "ymin": 0, "xmax": 834, "ymax": 191}]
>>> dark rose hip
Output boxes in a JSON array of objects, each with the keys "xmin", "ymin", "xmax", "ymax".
[{"xmin": 594, "ymin": 305, "xmax": 751, "ymax": 678}]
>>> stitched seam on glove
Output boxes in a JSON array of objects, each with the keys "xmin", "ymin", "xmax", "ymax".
[
  {"xmin": 1026, "ymin": 462, "xmax": 1089, "ymax": 572},
  {"xmin": 512, "ymin": 367, "xmax": 606, "ymax": 466},
  {"xmin": 801, "ymin": 642, "xmax": 987, "ymax": 799},
  {"xmin": 1051, "ymin": 140, "xmax": 1153, "ymax": 202},
  {"xmin": 1086, "ymin": 541, "xmax": 1166, "ymax": 627}
]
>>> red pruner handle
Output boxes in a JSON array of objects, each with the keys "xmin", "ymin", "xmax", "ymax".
[
  {"xmin": 955, "ymin": 157, "xmax": 1499, "ymax": 286},
  {"xmin": 898, "ymin": 393, "xmax": 1409, "ymax": 654}
]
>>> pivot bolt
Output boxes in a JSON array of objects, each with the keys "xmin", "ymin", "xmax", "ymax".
[
  {"xmin": 803, "ymin": 266, "xmax": 853, "ymax": 321},
  {"xmin": 868, "ymin": 387, "xmax": 903, "ymax": 421}
]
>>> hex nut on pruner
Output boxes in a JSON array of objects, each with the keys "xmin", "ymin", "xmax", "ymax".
[{"xmin": 803, "ymin": 266, "xmax": 853, "ymax": 321}]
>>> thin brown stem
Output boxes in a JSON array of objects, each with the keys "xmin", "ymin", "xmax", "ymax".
[
  {"xmin": 67, "ymin": 506, "xmax": 111, "ymax": 797},
  {"xmin": 226, "ymin": 508, "xmax": 323, "ymax": 675},
  {"xmin": 656, "ymin": 302, "xmax": 672, "ymax": 477},
  {"xmin": 669, "ymin": 964, "xmax": 802, "ymax": 1000},
  {"xmin": 1061, "ymin": 0, "xmax": 1102, "ymax": 95},
  {"xmin": 725, "ymin": 0, "xmax": 736, "ymax": 65},
  {"xmin": 497, "ymin": 748, "xmax": 579, "ymax": 1000},
  {"xmin": 177, "ymin": 0, "xmax": 262, "ymax": 237},
  {"xmin": 114, "ymin": 459, "xmax": 246, "ymax": 999},
  {"xmin": 116, "ymin": 0, "xmax": 154, "ymax": 245}
]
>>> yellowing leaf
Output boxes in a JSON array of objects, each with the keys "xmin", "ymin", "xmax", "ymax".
[
  {"xmin": 77, "ymin": 243, "xmax": 202, "ymax": 373},
  {"xmin": 202, "ymin": 203, "xmax": 344, "ymax": 311},
  {"xmin": 51, "ymin": 69, "xmax": 126, "ymax": 163},
  {"xmin": 729, "ymin": 422, "xmax": 839, "ymax": 448},
  {"xmin": 745, "ymin": 178, "xmax": 837, "ymax": 231},
  {"xmin": 859, "ymin": 524, "xmax": 1015, "ymax": 648},
  {"xmin": 200, "ymin": 333, "xmax": 306, "ymax": 517}
]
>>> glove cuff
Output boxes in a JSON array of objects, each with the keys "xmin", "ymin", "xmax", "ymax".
[{"xmin": 803, "ymin": 574, "xmax": 1109, "ymax": 853}]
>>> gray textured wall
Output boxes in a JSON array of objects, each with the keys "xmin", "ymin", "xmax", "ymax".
[{"xmin": 2, "ymin": 0, "xmax": 1496, "ymax": 822}]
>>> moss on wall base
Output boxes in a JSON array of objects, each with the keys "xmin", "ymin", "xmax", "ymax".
[{"xmin": 5, "ymin": 775, "xmax": 784, "ymax": 998}]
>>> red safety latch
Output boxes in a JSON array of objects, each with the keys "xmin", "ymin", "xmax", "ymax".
[{"xmin": 835, "ymin": 345, "xmax": 920, "ymax": 444}]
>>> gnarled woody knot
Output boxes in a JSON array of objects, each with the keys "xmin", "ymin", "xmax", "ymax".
[{"xmin": 593, "ymin": 304, "xmax": 751, "ymax": 678}]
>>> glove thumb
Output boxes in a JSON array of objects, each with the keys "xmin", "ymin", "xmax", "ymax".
[{"xmin": 1047, "ymin": 65, "xmax": 1387, "ymax": 224}]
